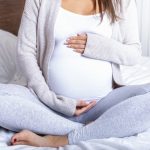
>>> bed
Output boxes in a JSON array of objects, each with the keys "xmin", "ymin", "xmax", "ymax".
[{"xmin": 1, "ymin": 0, "xmax": 150, "ymax": 150}]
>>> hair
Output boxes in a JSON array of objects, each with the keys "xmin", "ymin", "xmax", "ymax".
[{"xmin": 95, "ymin": 0, "xmax": 122, "ymax": 23}]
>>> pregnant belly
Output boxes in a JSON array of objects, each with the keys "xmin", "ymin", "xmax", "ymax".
[{"xmin": 48, "ymin": 46, "xmax": 113, "ymax": 101}]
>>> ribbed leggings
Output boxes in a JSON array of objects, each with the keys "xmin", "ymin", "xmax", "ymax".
[{"xmin": 0, "ymin": 83, "xmax": 150, "ymax": 144}]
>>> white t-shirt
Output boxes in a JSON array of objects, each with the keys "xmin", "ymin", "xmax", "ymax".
[{"xmin": 48, "ymin": 7, "xmax": 113, "ymax": 102}]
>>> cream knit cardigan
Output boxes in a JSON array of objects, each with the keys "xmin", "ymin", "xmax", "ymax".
[{"xmin": 17, "ymin": 0, "xmax": 141, "ymax": 116}]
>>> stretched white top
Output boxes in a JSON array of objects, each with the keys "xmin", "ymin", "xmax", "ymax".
[
  {"xmin": 48, "ymin": 7, "xmax": 113, "ymax": 102},
  {"xmin": 18, "ymin": 0, "xmax": 141, "ymax": 116}
]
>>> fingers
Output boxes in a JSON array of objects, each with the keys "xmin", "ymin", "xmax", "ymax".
[
  {"xmin": 84, "ymin": 101, "xmax": 97, "ymax": 112},
  {"xmin": 64, "ymin": 33, "xmax": 87, "ymax": 54},
  {"xmin": 73, "ymin": 49, "xmax": 85, "ymax": 54},
  {"xmin": 76, "ymin": 103, "xmax": 95, "ymax": 116},
  {"xmin": 65, "ymin": 39, "xmax": 86, "ymax": 45},
  {"xmin": 77, "ymin": 100, "xmax": 89, "ymax": 107},
  {"xmin": 75, "ymin": 100, "xmax": 97, "ymax": 116},
  {"xmin": 69, "ymin": 33, "xmax": 87, "ymax": 40},
  {"xmin": 67, "ymin": 44, "xmax": 86, "ymax": 49}
]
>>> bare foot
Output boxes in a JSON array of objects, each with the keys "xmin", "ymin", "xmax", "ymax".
[{"xmin": 11, "ymin": 130, "xmax": 68, "ymax": 147}]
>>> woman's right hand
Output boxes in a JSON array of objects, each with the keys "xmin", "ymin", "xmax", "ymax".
[{"xmin": 74, "ymin": 100, "xmax": 97, "ymax": 116}]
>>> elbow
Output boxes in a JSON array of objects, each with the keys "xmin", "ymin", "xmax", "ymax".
[
  {"xmin": 131, "ymin": 44, "xmax": 142, "ymax": 65},
  {"xmin": 119, "ymin": 43, "xmax": 142, "ymax": 66},
  {"xmin": 132, "ymin": 52, "xmax": 142, "ymax": 65},
  {"xmin": 124, "ymin": 47, "xmax": 142, "ymax": 66},
  {"xmin": 129, "ymin": 57, "xmax": 140, "ymax": 66}
]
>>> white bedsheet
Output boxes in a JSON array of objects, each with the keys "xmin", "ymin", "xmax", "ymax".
[
  {"xmin": 1, "ymin": 127, "xmax": 150, "ymax": 150},
  {"xmin": 0, "ymin": 57, "xmax": 150, "ymax": 150}
]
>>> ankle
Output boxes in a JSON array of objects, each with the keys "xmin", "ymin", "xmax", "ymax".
[
  {"xmin": 61, "ymin": 135, "xmax": 69, "ymax": 146},
  {"xmin": 44, "ymin": 135, "xmax": 69, "ymax": 147}
]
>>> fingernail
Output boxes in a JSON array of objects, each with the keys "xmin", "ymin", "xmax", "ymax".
[{"xmin": 14, "ymin": 138, "xmax": 17, "ymax": 142}]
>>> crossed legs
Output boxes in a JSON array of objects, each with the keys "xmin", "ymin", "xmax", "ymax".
[{"xmin": 9, "ymin": 83, "xmax": 150, "ymax": 147}]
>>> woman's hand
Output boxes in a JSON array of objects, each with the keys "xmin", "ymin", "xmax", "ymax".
[
  {"xmin": 64, "ymin": 33, "xmax": 87, "ymax": 54},
  {"xmin": 74, "ymin": 100, "xmax": 97, "ymax": 116}
]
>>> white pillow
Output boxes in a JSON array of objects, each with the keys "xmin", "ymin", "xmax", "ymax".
[{"xmin": 0, "ymin": 30, "xmax": 27, "ymax": 85}]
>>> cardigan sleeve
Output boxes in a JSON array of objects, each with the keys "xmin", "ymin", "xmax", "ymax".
[
  {"xmin": 82, "ymin": 0, "xmax": 142, "ymax": 66},
  {"xmin": 17, "ymin": 0, "xmax": 77, "ymax": 116}
]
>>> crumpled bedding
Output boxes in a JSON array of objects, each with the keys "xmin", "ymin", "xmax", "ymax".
[{"xmin": 1, "ymin": 127, "xmax": 150, "ymax": 150}]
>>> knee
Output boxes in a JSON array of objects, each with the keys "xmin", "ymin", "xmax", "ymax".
[{"xmin": 134, "ymin": 84, "xmax": 150, "ymax": 95}]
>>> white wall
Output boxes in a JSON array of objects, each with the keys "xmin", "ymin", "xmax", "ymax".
[{"xmin": 136, "ymin": 0, "xmax": 150, "ymax": 56}]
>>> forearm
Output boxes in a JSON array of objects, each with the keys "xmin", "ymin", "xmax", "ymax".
[
  {"xmin": 17, "ymin": 53, "xmax": 77, "ymax": 116},
  {"xmin": 82, "ymin": 0, "xmax": 142, "ymax": 66},
  {"xmin": 82, "ymin": 32, "xmax": 141, "ymax": 66},
  {"xmin": 17, "ymin": 1, "xmax": 77, "ymax": 116}
]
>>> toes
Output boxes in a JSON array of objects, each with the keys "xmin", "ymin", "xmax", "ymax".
[
  {"xmin": 11, "ymin": 130, "xmax": 42, "ymax": 147},
  {"xmin": 13, "ymin": 141, "xmax": 28, "ymax": 146},
  {"xmin": 11, "ymin": 130, "xmax": 30, "ymax": 144},
  {"xmin": 11, "ymin": 134, "xmax": 19, "ymax": 144}
]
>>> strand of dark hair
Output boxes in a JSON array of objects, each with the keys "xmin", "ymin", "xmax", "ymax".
[{"xmin": 95, "ymin": 0, "xmax": 122, "ymax": 23}]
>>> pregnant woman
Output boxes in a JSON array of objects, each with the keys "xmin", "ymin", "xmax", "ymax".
[{"xmin": 0, "ymin": 0, "xmax": 150, "ymax": 148}]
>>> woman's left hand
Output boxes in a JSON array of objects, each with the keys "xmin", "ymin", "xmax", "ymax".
[{"xmin": 64, "ymin": 33, "xmax": 87, "ymax": 54}]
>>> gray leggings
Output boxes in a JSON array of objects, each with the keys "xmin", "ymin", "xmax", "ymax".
[{"xmin": 0, "ymin": 83, "xmax": 150, "ymax": 144}]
